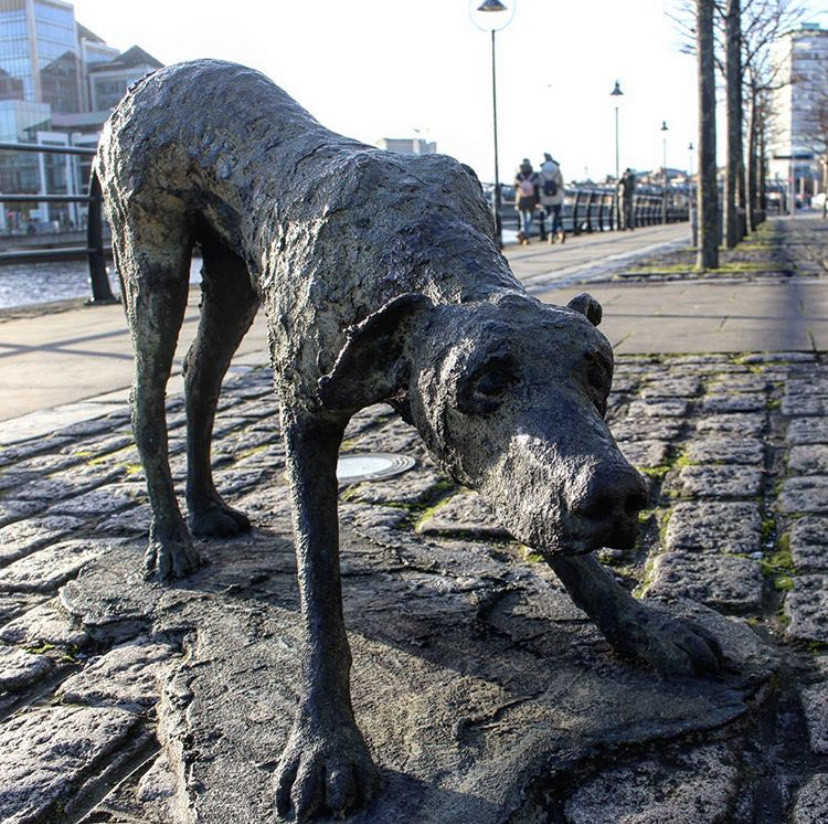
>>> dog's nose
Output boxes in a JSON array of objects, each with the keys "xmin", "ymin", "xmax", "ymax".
[{"xmin": 572, "ymin": 463, "xmax": 648, "ymax": 524}]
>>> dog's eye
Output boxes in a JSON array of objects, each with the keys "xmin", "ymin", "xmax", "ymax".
[
  {"xmin": 476, "ymin": 370, "xmax": 513, "ymax": 398},
  {"xmin": 458, "ymin": 355, "xmax": 519, "ymax": 415},
  {"xmin": 585, "ymin": 352, "xmax": 611, "ymax": 417}
]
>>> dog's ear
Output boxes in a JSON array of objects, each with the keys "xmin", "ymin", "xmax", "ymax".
[
  {"xmin": 318, "ymin": 293, "xmax": 434, "ymax": 411},
  {"xmin": 567, "ymin": 292, "xmax": 603, "ymax": 327}
]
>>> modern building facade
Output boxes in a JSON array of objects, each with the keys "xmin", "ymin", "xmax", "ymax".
[
  {"xmin": 0, "ymin": 0, "xmax": 81, "ymax": 112},
  {"xmin": 769, "ymin": 23, "xmax": 828, "ymax": 203},
  {"xmin": 376, "ymin": 137, "xmax": 438, "ymax": 156},
  {"xmin": 0, "ymin": 0, "xmax": 161, "ymax": 230}
]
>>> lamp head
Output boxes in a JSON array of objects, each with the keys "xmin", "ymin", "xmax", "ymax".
[
  {"xmin": 610, "ymin": 80, "xmax": 623, "ymax": 97},
  {"xmin": 470, "ymin": 0, "xmax": 515, "ymax": 31}
]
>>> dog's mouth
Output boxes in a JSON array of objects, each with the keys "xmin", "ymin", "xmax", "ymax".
[{"xmin": 535, "ymin": 513, "xmax": 639, "ymax": 558}]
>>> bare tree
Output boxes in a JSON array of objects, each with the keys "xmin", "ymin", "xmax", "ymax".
[
  {"xmin": 671, "ymin": 0, "xmax": 804, "ymax": 240},
  {"xmin": 698, "ymin": 0, "xmax": 720, "ymax": 269},
  {"xmin": 724, "ymin": 0, "xmax": 744, "ymax": 247},
  {"xmin": 744, "ymin": 45, "xmax": 783, "ymax": 227}
]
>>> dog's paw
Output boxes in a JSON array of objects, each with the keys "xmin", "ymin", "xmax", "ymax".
[
  {"xmin": 144, "ymin": 528, "xmax": 201, "ymax": 581},
  {"xmin": 189, "ymin": 500, "xmax": 251, "ymax": 538},
  {"xmin": 608, "ymin": 604, "xmax": 725, "ymax": 678},
  {"xmin": 275, "ymin": 712, "xmax": 379, "ymax": 821}
]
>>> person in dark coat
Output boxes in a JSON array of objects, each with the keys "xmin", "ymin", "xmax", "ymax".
[{"xmin": 617, "ymin": 168, "xmax": 636, "ymax": 230}]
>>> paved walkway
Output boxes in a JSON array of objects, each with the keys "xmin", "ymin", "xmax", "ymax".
[
  {"xmin": 551, "ymin": 278, "xmax": 828, "ymax": 354},
  {"xmin": 1, "ymin": 216, "xmax": 827, "ymax": 823},
  {"xmin": 2, "ymin": 220, "xmax": 824, "ymax": 427}
]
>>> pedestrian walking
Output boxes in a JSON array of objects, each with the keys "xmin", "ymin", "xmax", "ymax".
[
  {"xmin": 514, "ymin": 159, "xmax": 540, "ymax": 244},
  {"xmin": 539, "ymin": 153, "xmax": 566, "ymax": 243},
  {"xmin": 617, "ymin": 167, "xmax": 636, "ymax": 230}
]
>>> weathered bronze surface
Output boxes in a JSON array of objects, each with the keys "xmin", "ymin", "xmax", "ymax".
[{"xmin": 96, "ymin": 60, "xmax": 723, "ymax": 821}]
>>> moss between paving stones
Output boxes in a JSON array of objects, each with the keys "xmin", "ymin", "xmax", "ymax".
[
  {"xmin": 627, "ymin": 260, "xmax": 786, "ymax": 276},
  {"xmin": 762, "ymin": 533, "xmax": 795, "ymax": 592}
]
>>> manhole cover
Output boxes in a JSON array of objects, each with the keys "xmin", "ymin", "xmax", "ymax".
[{"xmin": 336, "ymin": 452, "xmax": 416, "ymax": 483}]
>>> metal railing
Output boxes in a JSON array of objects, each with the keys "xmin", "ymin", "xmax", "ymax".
[
  {"xmin": 501, "ymin": 184, "xmax": 692, "ymax": 238},
  {"xmin": 0, "ymin": 141, "xmax": 115, "ymax": 304},
  {"xmin": 0, "ymin": 148, "xmax": 699, "ymax": 303}
]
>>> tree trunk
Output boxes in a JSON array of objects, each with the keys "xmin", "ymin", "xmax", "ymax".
[
  {"xmin": 759, "ymin": 119, "xmax": 767, "ymax": 219},
  {"xmin": 724, "ymin": 0, "xmax": 744, "ymax": 248},
  {"xmin": 746, "ymin": 81, "xmax": 758, "ymax": 231},
  {"xmin": 697, "ymin": 0, "xmax": 719, "ymax": 270}
]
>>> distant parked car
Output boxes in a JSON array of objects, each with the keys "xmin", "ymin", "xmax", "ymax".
[
  {"xmin": 25, "ymin": 218, "xmax": 60, "ymax": 234},
  {"xmin": 481, "ymin": 184, "xmax": 515, "ymax": 205}
]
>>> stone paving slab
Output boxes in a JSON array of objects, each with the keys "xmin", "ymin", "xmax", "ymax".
[
  {"xmin": 0, "ymin": 644, "xmax": 52, "ymax": 692},
  {"xmin": 793, "ymin": 774, "xmax": 828, "ymax": 824},
  {"xmin": 648, "ymin": 551, "xmax": 765, "ymax": 614},
  {"xmin": 789, "ymin": 517, "xmax": 828, "ymax": 573},
  {"xmin": 778, "ymin": 477, "xmax": 828, "ymax": 515},
  {"xmin": 665, "ymin": 501, "xmax": 762, "ymax": 555},
  {"xmin": 785, "ymin": 576, "xmax": 828, "ymax": 644},
  {"xmin": 684, "ymin": 436, "xmax": 764, "ymax": 465},
  {"xmin": 801, "ymin": 659, "xmax": 828, "ymax": 757},
  {"xmin": 563, "ymin": 741, "xmax": 740, "ymax": 824},
  {"xmin": 0, "ymin": 704, "xmax": 144, "ymax": 824}
]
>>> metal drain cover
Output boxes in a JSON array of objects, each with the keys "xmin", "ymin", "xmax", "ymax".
[{"xmin": 336, "ymin": 452, "xmax": 416, "ymax": 483}]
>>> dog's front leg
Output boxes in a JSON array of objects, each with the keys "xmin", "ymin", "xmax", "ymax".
[
  {"xmin": 275, "ymin": 408, "xmax": 379, "ymax": 821},
  {"xmin": 547, "ymin": 553, "xmax": 724, "ymax": 677}
]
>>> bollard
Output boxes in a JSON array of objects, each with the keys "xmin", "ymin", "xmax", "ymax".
[{"xmin": 86, "ymin": 173, "xmax": 117, "ymax": 305}]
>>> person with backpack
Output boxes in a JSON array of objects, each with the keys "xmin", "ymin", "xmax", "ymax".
[
  {"xmin": 514, "ymin": 158, "xmax": 540, "ymax": 244},
  {"xmin": 540, "ymin": 153, "xmax": 566, "ymax": 243}
]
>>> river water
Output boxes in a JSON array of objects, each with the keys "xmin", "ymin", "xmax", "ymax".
[
  {"xmin": 0, "ymin": 230, "xmax": 524, "ymax": 310},
  {"xmin": 0, "ymin": 258, "xmax": 204, "ymax": 310}
]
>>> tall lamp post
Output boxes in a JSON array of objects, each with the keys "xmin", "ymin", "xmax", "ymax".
[
  {"xmin": 470, "ymin": 0, "xmax": 515, "ymax": 248},
  {"xmin": 661, "ymin": 120, "xmax": 669, "ymax": 223},
  {"xmin": 610, "ymin": 80, "xmax": 623, "ymax": 181}
]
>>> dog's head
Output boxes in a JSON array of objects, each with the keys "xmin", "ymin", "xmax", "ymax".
[{"xmin": 319, "ymin": 291, "xmax": 646, "ymax": 556}]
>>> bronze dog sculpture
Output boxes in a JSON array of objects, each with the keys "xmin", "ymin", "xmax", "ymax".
[{"xmin": 96, "ymin": 60, "xmax": 723, "ymax": 821}]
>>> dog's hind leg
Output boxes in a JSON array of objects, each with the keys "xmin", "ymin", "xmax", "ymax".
[
  {"xmin": 119, "ymin": 228, "xmax": 197, "ymax": 580},
  {"xmin": 183, "ymin": 233, "xmax": 259, "ymax": 537}
]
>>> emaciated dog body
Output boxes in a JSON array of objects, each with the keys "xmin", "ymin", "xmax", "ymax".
[{"xmin": 96, "ymin": 60, "xmax": 723, "ymax": 821}]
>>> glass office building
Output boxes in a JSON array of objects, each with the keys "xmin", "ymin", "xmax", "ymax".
[
  {"xmin": 0, "ymin": 0, "xmax": 161, "ymax": 229},
  {"xmin": 0, "ymin": 0, "xmax": 80, "ymax": 113},
  {"xmin": 770, "ymin": 23, "xmax": 828, "ymax": 203}
]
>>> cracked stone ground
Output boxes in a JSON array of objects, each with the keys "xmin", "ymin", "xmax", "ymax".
[{"xmin": 1, "ymin": 346, "xmax": 827, "ymax": 823}]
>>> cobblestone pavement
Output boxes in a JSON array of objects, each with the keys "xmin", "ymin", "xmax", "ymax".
[
  {"xmin": 1, "ymin": 347, "xmax": 827, "ymax": 823},
  {"xmin": 614, "ymin": 215, "xmax": 828, "ymax": 282}
]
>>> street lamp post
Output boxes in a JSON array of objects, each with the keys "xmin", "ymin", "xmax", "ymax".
[
  {"xmin": 610, "ymin": 80, "xmax": 623, "ymax": 181},
  {"xmin": 661, "ymin": 120, "xmax": 669, "ymax": 223},
  {"xmin": 470, "ymin": 0, "xmax": 515, "ymax": 248},
  {"xmin": 688, "ymin": 140, "xmax": 694, "ymax": 179}
]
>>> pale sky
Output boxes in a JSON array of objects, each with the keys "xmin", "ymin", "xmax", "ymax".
[{"xmin": 71, "ymin": 0, "xmax": 828, "ymax": 184}]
